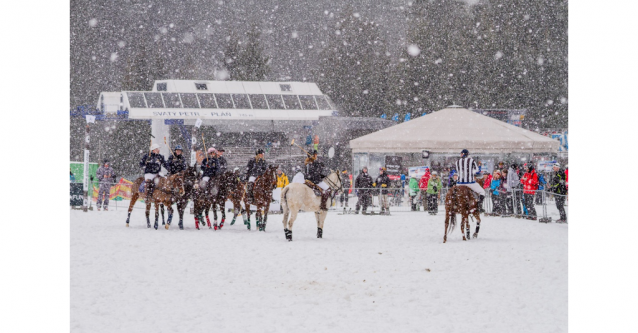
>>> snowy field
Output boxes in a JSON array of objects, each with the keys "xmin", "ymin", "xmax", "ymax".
[{"xmin": 71, "ymin": 206, "xmax": 567, "ymax": 333}]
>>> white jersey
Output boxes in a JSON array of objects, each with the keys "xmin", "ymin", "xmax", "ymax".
[
  {"xmin": 455, "ymin": 157, "xmax": 480, "ymax": 184},
  {"xmin": 291, "ymin": 172, "xmax": 305, "ymax": 184}
]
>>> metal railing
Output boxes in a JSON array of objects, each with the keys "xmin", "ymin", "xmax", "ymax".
[
  {"xmin": 331, "ymin": 186, "xmax": 568, "ymax": 223},
  {"xmin": 73, "ymin": 181, "xmax": 568, "ymax": 223}
]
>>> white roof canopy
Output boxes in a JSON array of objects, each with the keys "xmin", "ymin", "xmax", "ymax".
[
  {"xmin": 349, "ymin": 107, "xmax": 559, "ymax": 154},
  {"xmin": 99, "ymin": 80, "xmax": 337, "ymax": 121}
]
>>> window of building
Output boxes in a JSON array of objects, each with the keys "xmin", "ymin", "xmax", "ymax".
[
  {"xmin": 127, "ymin": 93, "xmax": 146, "ymax": 108},
  {"xmin": 163, "ymin": 93, "xmax": 182, "ymax": 108},
  {"xmin": 144, "ymin": 93, "xmax": 164, "ymax": 108},
  {"xmin": 156, "ymin": 83, "xmax": 167, "ymax": 91},
  {"xmin": 195, "ymin": 83, "xmax": 208, "ymax": 90},
  {"xmin": 280, "ymin": 84, "xmax": 292, "ymax": 92},
  {"xmin": 197, "ymin": 94, "xmax": 217, "ymax": 108},
  {"xmin": 299, "ymin": 95, "xmax": 318, "ymax": 110},
  {"xmin": 180, "ymin": 93, "xmax": 199, "ymax": 108},
  {"xmin": 215, "ymin": 94, "xmax": 234, "ymax": 109},
  {"xmin": 265, "ymin": 95, "xmax": 285, "ymax": 109},
  {"xmin": 315, "ymin": 95, "xmax": 332, "ymax": 110},
  {"xmin": 232, "ymin": 94, "xmax": 251, "ymax": 109},
  {"xmin": 282, "ymin": 95, "xmax": 301, "ymax": 110},
  {"xmin": 249, "ymin": 94, "xmax": 269, "ymax": 109}
]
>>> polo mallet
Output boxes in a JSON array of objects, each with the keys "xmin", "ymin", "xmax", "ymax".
[
  {"xmin": 148, "ymin": 134, "xmax": 156, "ymax": 158},
  {"xmin": 290, "ymin": 139, "xmax": 312, "ymax": 157},
  {"xmin": 164, "ymin": 137, "xmax": 176, "ymax": 158},
  {"xmin": 201, "ymin": 132, "xmax": 209, "ymax": 154}
]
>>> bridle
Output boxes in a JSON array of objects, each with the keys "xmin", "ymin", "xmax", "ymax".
[{"xmin": 323, "ymin": 170, "xmax": 343, "ymax": 200}]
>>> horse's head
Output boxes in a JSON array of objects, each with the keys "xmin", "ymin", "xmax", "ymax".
[
  {"xmin": 324, "ymin": 169, "xmax": 343, "ymax": 193},
  {"xmin": 169, "ymin": 173, "xmax": 185, "ymax": 196},
  {"xmin": 182, "ymin": 166, "xmax": 198, "ymax": 192},
  {"xmin": 266, "ymin": 165, "xmax": 278, "ymax": 188}
]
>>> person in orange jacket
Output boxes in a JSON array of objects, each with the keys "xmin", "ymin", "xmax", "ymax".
[
  {"xmin": 520, "ymin": 164, "xmax": 539, "ymax": 220},
  {"xmin": 418, "ymin": 168, "xmax": 431, "ymax": 211}
]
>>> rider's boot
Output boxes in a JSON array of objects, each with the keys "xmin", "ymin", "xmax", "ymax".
[
  {"xmin": 145, "ymin": 180, "xmax": 154, "ymax": 202},
  {"xmin": 478, "ymin": 195, "xmax": 485, "ymax": 213},
  {"xmin": 247, "ymin": 182, "xmax": 255, "ymax": 203},
  {"xmin": 320, "ymin": 189, "xmax": 331, "ymax": 211}
]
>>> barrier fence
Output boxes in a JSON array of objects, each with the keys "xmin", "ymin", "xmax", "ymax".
[
  {"xmin": 331, "ymin": 187, "xmax": 567, "ymax": 223},
  {"xmin": 71, "ymin": 181, "xmax": 567, "ymax": 223}
]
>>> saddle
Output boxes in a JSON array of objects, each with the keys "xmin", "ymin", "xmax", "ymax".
[
  {"xmin": 139, "ymin": 176, "xmax": 164, "ymax": 193},
  {"xmin": 304, "ymin": 180, "xmax": 323, "ymax": 197}
]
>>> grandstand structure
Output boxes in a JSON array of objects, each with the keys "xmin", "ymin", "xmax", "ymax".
[{"xmin": 96, "ymin": 80, "xmax": 393, "ymax": 174}]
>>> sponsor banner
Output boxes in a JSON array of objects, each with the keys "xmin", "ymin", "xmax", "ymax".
[
  {"xmin": 408, "ymin": 166, "xmax": 430, "ymax": 179},
  {"xmin": 384, "ymin": 156, "xmax": 402, "ymax": 176},
  {"xmin": 91, "ymin": 178, "xmax": 134, "ymax": 202}
]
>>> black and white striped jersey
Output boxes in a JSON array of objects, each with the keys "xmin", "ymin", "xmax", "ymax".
[{"xmin": 455, "ymin": 157, "xmax": 481, "ymax": 184}]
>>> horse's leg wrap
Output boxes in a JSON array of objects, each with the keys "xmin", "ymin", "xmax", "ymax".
[
  {"xmin": 126, "ymin": 211, "xmax": 131, "ymax": 225},
  {"xmin": 195, "ymin": 216, "xmax": 200, "ymax": 230},
  {"xmin": 317, "ymin": 227, "xmax": 323, "ymax": 239},
  {"xmin": 284, "ymin": 228, "xmax": 292, "ymax": 241}
]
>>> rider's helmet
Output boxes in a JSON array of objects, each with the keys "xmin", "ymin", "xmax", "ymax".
[
  {"xmin": 256, "ymin": 149, "xmax": 264, "ymax": 155},
  {"xmin": 461, "ymin": 149, "xmax": 469, "ymax": 157},
  {"xmin": 312, "ymin": 150, "xmax": 318, "ymax": 155},
  {"xmin": 151, "ymin": 143, "xmax": 161, "ymax": 151},
  {"xmin": 527, "ymin": 164, "xmax": 535, "ymax": 172},
  {"xmin": 174, "ymin": 145, "xmax": 183, "ymax": 151},
  {"xmin": 208, "ymin": 147, "xmax": 216, "ymax": 154}
]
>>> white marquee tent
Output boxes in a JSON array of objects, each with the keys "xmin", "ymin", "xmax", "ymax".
[{"xmin": 349, "ymin": 107, "xmax": 559, "ymax": 154}]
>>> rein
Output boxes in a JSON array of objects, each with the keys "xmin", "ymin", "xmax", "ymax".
[{"xmin": 323, "ymin": 171, "xmax": 343, "ymax": 199}]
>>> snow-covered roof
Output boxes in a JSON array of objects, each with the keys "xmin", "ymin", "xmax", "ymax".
[
  {"xmin": 100, "ymin": 80, "xmax": 337, "ymax": 121},
  {"xmin": 349, "ymin": 107, "xmax": 560, "ymax": 154}
]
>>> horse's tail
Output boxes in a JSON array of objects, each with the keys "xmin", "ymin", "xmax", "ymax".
[{"xmin": 281, "ymin": 186, "xmax": 290, "ymax": 209}]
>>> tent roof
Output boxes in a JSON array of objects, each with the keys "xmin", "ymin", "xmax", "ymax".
[{"xmin": 349, "ymin": 107, "xmax": 559, "ymax": 154}]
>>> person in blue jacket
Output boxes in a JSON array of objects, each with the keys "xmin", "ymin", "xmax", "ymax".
[
  {"xmin": 200, "ymin": 147, "xmax": 219, "ymax": 192},
  {"xmin": 140, "ymin": 143, "xmax": 168, "ymax": 200},
  {"xmin": 535, "ymin": 172, "xmax": 547, "ymax": 204},
  {"xmin": 489, "ymin": 170, "xmax": 503, "ymax": 215}
]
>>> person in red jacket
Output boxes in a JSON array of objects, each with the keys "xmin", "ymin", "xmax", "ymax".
[
  {"xmin": 520, "ymin": 164, "xmax": 539, "ymax": 220},
  {"xmin": 418, "ymin": 168, "xmax": 431, "ymax": 211},
  {"xmin": 482, "ymin": 171, "xmax": 492, "ymax": 190}
]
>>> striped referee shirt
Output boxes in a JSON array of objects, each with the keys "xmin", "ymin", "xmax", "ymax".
[{"xmin": 455, "ymin": 157, "xmax": 481, "ymax": 184}]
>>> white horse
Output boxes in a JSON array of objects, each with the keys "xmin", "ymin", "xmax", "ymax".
[{"xmin": 280, "ymin": 170, "xmax": 343, "ymax": 241}]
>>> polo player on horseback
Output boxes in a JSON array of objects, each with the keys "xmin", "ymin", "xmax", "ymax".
[
  {"xmin": 200, "ymin": 147, "xmax": 219, "ymax": 192},
  {"xmin": 304, "ymin": 150, "xmax": 331, "ymax": 211},
  {"xmin": 140, "ymin": 143, "xmax": 168, "ymax": 201},
  {"xmin": 166, "ymin": 145, "xmax": 187, "ymax": 175},
  {"xmin": 245, "ymin": 148, "xmax": 267, "ymax": 203},
  {"xmin": 455, "ymin": 149, "xmax": 486, "ymax": 212}
]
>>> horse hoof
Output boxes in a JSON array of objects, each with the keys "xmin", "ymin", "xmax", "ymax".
[
  {"xmin": 126, "ymin": 223, "xmax": 129, "ymax": 228},
  {"xmin": 165, "ymin": 224, "xmax": 169, "ymax": 230},
  {"xmin": 473, "ymin": 233, "xmax": 478, "ymax": 239}
]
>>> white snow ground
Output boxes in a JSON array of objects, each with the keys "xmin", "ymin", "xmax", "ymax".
[{"xmin": 71, "ymin": 204, "xmax": 567, "ymax": 333}]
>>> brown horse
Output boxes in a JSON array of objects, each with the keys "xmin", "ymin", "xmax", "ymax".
[
  {"xmin": 203, "ymin": 171, "xmax": 239, "ymax": 230},
  {"xmin": 443, "ymin": 177, "xmax": 485, "ymax": 243},
  {"xmin": 192, "ymin": 175, "xmax": 217, "ymax": 230},
  {"xmin": 172, "ymin": 166, "xmax": 199, "ymax": 230},
  {"xmin": 242, "ymin": 165, "xmax": 278, "ymax": 231},
  {"xmin": 228, "ymin": 176, "xmax": 246, "ymax": 226},
  {"xmin": 126, "ymin": 173, "xmax": 184, "ymax": 229}
]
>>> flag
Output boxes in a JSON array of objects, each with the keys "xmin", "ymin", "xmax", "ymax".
[
  {"xmin": 380, "ymin": 113, "xmax": 386, "ymax": 119},
  {"xmin": 404, "ymin": 113, "xmax": 411, "ymax": 122},
  {"xmin": 391, "ymin": 113, "xmax": 399, "ymax": 121}
]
